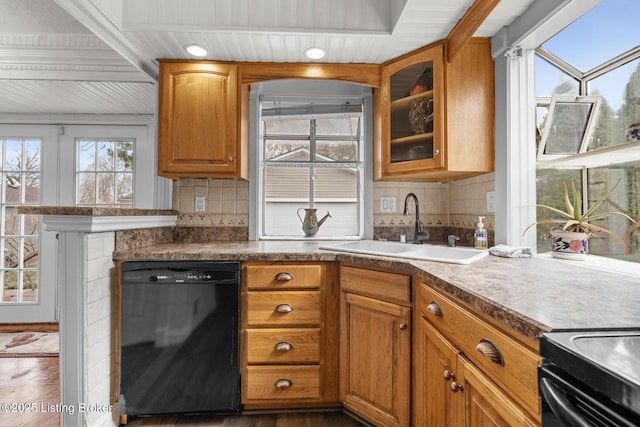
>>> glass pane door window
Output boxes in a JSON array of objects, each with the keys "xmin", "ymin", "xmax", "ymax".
[
  {"xmin": 77, "ymin": 139, "xmax": 134, "ymax": 206},
  {"xmin": 1, "ymin": 138, "xmax": 41, "ymax": 304}
]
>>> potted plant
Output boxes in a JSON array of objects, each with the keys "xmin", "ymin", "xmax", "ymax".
[{"xmin": 524, "ymin": 179, "xmax": 636, "ymax": 260}]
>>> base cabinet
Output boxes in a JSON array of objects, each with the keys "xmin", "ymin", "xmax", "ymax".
[
  {"xmin": 241, "ymin": 262, "xmax": 339, "ymax": 410},
  {"xmin": 414, "ymin": 282, "xmax": 541, "ymax": 426},
  {"xmin": 340, "ymin": 266, "xmax": 411, "ymax": 427}
]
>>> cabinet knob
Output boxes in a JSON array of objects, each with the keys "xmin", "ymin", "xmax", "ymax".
[
  {"xmin": 275, "ymin": 303, "xmax": 294, "ymax": 313},
  {"xmin": 399, "ymin": 322, "xmax": 408, "ymax": 330},
  {"xmin": 434, "ymin": 149, "xmax": 440, "ymax": 156},
  {"xmin": 443, "ymin": 369, "xmax": 455, "ymax": 381},
  {"xmin": 274, "ymin": 341, "xmax": 293, "ymax": 351},
  {"xmin": 275, "ymin": 272, "xmax": 293, "ymax": 281},
  {"xmin": 476, "ymin": 339, "xmax": 504, "ymax": 365},
  {"xmin": 228, "ymin": 156, "xmax": 234, "ymax": 162},
  {"xmin": 451, "ymin": 381, "xmax": 463, "ymax": 393},
  {"xmin": 426, "ymin": 302, "xmax": 443, "ymax": 317},
  {"xmin": 274, "ymin": 378, "xmax": 293, "ymax": 389}
]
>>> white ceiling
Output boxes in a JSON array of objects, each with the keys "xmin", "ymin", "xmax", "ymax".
[{"xmin": 0, "ymin": 0, "xmax": 536, "ymax": 116}]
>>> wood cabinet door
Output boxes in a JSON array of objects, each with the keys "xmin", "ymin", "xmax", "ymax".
[
  {"xmin": 340, "ymin": 292, "xmax": 411, "ymax": 427},
  {"xmin": 158, "ymin": 61, "xmax": 239, "ymax": 178},
  {"xmin": 375, "ymin": 43, "xmax": 445, "ymax": 179},
  {"xmin": 457, "ymin": 356, "xmax": 538, "ymax": 427},
  {"xmin": 414, "ymin": 316, "xmax": 462, "ymax": 427}
]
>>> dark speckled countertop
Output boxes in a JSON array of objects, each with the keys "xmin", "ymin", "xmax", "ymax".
[
  {"xmin": 114, "ymin": 240, "xmax": 640, "ymax": 343},
  {"xmin": 19, "ymin": 206, "xmax": 177, "ymax": 216}
]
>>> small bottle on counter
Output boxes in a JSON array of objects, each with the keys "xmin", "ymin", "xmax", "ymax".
[{"xmin": 474, "ymin": 216, "xmax": 488, "ymax": 250}]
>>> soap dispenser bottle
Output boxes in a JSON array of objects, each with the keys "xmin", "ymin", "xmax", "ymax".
[{"xmin": 474, "ymin": 216, "xmax": 488, "ymax": 250}]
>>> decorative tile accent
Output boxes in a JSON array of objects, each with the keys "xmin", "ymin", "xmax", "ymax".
[{"xmin": 175, "ymin": 213, "xmax": 249, "ymax": 227}]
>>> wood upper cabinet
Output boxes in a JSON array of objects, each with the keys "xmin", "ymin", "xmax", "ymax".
[
  {"xmin": 340, "ymin": 266, "xmax": 411, "ymax": 427},
  {"xmin": 414, "ymin": 281, "xmax": 541, "ymax": 426},
  {"xmin": 375, "ymin": 39, "xmax": 494, "ymax": 181},
  {"xmin": 157, "ymin": 60, "xmax": 248, "ymax": 179}
]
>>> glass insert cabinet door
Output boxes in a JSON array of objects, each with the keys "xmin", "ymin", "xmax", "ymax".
[
  {"xmin": 391, "ymin": 62, "xmax": 435, "ymax": 162},
  {"xmin": 379, "ymin": 45, "xmax": 445, "ymax": 176}
]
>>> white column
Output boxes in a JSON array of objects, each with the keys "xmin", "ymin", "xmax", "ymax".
[
  {"xmin": 57, "ymin": 231, "xmax": 86, "ymax": 427},
  {"xmin": 493, "ymin": 49, "xmax": 538, "ymax": 249}
]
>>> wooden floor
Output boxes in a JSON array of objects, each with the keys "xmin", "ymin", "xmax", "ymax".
[
  {"xmin": 0, "ymin": 356, "xmax": 60, "ymax": 427},
  {"xmin": 0, "ymin": 356, "xmax": 368, "ymax": 427},
  {"xmin": 124, "ymin": 412, "xmax": 368, "ymax": 427}
]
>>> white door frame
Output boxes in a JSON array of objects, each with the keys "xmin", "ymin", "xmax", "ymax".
[{"xmin": 0, "ymin": 125, "xmax": 58, "ymax": 322}]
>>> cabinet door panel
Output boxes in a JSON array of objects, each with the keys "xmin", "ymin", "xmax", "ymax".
[
  {"xmin": 171, "ymin": 74, "xmax": 227, "ymax": 162},
  {"xmin": 415, "ymin": 316, "xmax": 461, "ymax": 427},
  {"xmin": 341, "ymin": 292, "xmax": 410, "ymax": 427},
  {"xmin": 457, "ymin": 356, "xmax": 538, "ymax": 427},
  {"xmin": 158, "ymin": 61, "xmax": 239, "ymax": 177},
  {"xmin": 378, "ymin": 44, "xmax": 445, "ymax": 177}
]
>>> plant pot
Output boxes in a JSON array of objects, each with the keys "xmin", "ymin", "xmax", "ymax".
[{"xmin": 550, "ymin": 230, "xmax": 588, "ymax": 260}]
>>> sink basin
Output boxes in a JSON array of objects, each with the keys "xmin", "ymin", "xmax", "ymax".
[{"xmin": 319, "ymin": 240, "xmax": 489, "ymax": 264}]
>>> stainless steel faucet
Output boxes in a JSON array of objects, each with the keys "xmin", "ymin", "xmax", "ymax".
[{"xmin": 403, "ymin": 192, "xmax": 430, "ymax": 244}]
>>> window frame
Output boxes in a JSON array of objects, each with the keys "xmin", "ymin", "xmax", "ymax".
[
  {"xmin": 249, "ymin": 79, "xmax": 374, "ymax": 241},
  {"xmin": 0, "ymin": 121, "xmax": 167, "ymax": 323},
  {"xmin": 75, "ymin": 137, "xmax": 135, "ymax": 207},
  {"xmin": 537, "ymin": 95, "xmax": 603, "ymax": 162},
  {"xmin": 533, "ymin": 35, "xmax": 640, "ymax": 259},
  {"xmin": 258, "ymin": 97, "xmax": 365, "ymax": 239}
]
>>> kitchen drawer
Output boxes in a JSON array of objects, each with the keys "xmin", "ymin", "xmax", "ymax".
[
  {"xmin": 246, "ymin": 264, "xmax": 322, "ymax": 290},
  {"xmin": 247, "ymin": 291, "xmax": 321, "ymax": 327},
  {"xmin": 246, "ymin": 328, "xmax": 321, "ymax": 364},
  {"xmin": 418, "ymin": 282, "xmax": 541, "ymax": 417},
  {"xmin": 340, "ymin": 265, "xmax": 410, "ymax": 304},
  {"xmin": 244, "ymin": 365, "xmax": 321, "ymax": 400}
]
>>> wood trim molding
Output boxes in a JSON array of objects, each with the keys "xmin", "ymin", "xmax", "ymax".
[
  {"xmin": 445, "ymin": 0, "xmax": 501, "ymax": 63},
  {"xmin": 240, "ymin": 62, "xmax": 381, "ymax": 88}
]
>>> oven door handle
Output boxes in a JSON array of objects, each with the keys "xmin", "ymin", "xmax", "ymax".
[{"xmin": 540, "ymin": 377, "xmax": 591, "ymax": 427}]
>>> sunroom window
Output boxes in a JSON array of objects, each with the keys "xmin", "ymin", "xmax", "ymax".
[{"xmin": 535, "ymin": 0, "xmax": 640, "ymax": 263}]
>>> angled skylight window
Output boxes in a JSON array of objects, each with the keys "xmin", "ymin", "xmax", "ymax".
[{"xmin": 540, "ymin": 0, "xmax": 638, "ymax": 71}]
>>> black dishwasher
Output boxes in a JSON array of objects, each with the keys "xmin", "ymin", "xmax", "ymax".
[{"xmin": 119, "ymin": 261, "xmax": 240, "ymax": 417}]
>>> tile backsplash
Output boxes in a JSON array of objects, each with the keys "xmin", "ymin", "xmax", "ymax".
[{"xmin": 171, "ymin": 173, "xmax": 495, "ymax": 245}]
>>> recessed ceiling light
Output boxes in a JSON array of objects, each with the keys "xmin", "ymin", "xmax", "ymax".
[
  {"xmin": 185, "ymin": 44, "xmax": 207, "ymax": 57},
  {"xmin": 304, "ymin": 47, "xmax": 326, "ymax": 60}
]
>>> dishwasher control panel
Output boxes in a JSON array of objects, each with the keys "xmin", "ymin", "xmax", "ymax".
[{"xmin": 122, "ymin": 261, "xmax": 240, "ymax": 284}]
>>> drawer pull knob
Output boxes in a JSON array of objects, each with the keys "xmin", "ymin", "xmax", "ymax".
[
  {"xmin": 275, "ymin": 303, "xmax": 294, "ymax": 313},
  {"xmin": 476, "ymin": 339, "xmax": 504, "ymax": 365},
  {"xmin": 427, "ymin": 302, "xmax": 443, "ymax": 317},
  {"xmin": 275, "ymin": 272, "xmax": 293, "ymax": 281},
  {"xmin": 399, "ymin": 322, "xmax": 408, "ymax": 330},
  {"xmin": 443, "ymin": 369, "xmax": 455, "ymax": 381},
  {"xmin": 275, "ymin": 341, "xmax": 293, "ymax": 351},
  {"xmin": 451, "ymin": 381, "xmax": 463, "ymax": 392},
  {"xmin": 274, "ymin": 378, "xmax": 292, "ymax": 389}
]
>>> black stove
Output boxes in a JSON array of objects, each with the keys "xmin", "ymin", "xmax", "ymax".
[{"xmin": 539, "ymin": 329, "xmax": 640, "ymax": 426}]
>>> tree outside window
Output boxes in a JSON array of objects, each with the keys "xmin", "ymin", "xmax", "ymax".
[{"xmin": 77, "ymin": 139, "xmax": 134, "ymax": 207}]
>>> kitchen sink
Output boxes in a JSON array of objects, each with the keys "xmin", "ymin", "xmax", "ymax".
[{"xmin": 319, "ymin": 240, "xmax": 489, "ymax": 264}]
